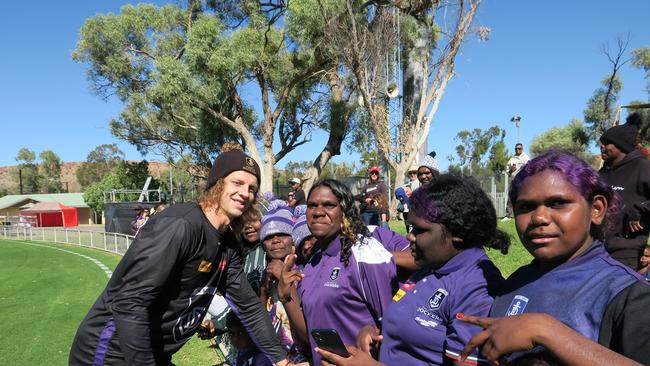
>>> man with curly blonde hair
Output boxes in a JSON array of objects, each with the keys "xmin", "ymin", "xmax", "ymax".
[{"xmin": 70, "ymin": 143, "xmax": 291, "ymax": 366}]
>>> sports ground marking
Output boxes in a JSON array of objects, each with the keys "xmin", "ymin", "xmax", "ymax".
[{"xmin": 7, "ymin": 241, "xmax": 113, "ymax": 279}]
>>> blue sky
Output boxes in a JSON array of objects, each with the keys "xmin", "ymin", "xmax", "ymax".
[{"xmin": 0, "ymin": 1, "xmax": 648, "ymax": 171}]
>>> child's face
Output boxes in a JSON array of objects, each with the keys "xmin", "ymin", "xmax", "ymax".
[
  {"xmin": 241, "ymin": 219, "xmax": 261, "ymax": 244},
  {"xmin": 513, "ymin": 170, "xmax": 606, "ymax": 270},
  {"xmin": 640, "ymin": 247, "xmax": 650, "ymax": 268},
  {"xmin": 299, "ymin": 235, "xmax": 317, "ymax": 260}
]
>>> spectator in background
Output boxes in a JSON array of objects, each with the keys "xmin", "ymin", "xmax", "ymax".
[
  {"xmin": 395, "ymin": 165, "xmax": 419, "ymax": 231},
  {"xmin": 288, "ymin": 178, "xmax": 306, "ymax": 207},
  {"xmin": 417, "ymin": 152, "xmax": 440, "ymax": 185},
  {"xmin": 406, "ymin": 164, "xmax": 420, "ymax": 191},
  {"xmin": 599, "ymin": 112, "xmax": 650, "ymax": 269},
  {"xmin": 134, "ymin": 209, "xmax": 150, "ymax": 235},
  {"xmin": 360, "ymin": 166, "xmax": 389, "ymax": 228},
  {"xmin": 504, "ymin": 143, "xmax": 530, "ymax": 219},
  {"xmin": 130, "ymin": 205, "xmax": 144, "ymax": 235},
  {"xmin": 507, "ymin": 143, "xmax": 530, "ymax": 179}
]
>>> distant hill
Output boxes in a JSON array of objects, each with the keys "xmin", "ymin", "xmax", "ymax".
[{"xmin": 0, "ymin": 161, "xmax": 170, "ymax": 194}]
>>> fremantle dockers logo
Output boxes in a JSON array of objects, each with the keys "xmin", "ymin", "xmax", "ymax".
[
  {"xmin": 506, "ymin": 295, "xmax": 529, "ymax": 316},
  {"xmin": 172, "ymin": 287, "xmax": 218, "ymax": 342},
  {"xmin": 330, "ymin": 267, "xmax": 341, "ymax": 281},
  {"xmin": 428, "ymin": 288, "xmax": 448, "ymax": 310}
]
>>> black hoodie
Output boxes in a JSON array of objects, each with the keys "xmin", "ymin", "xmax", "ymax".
[{"xmin": 600, "ymin": 149, "xmax": 650, "ymax": 253}]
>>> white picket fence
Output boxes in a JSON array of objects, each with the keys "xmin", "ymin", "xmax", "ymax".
[{"xmin": 1, "ymin": 226, "xmax": 133, "ymax": 255}]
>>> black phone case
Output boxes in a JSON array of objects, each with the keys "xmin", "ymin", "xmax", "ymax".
[{"xmin": 310, "ymin": 328, "xmax": 350, "ymax": 357}]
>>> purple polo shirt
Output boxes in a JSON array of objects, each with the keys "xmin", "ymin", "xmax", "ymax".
[
  {"xmin": 379, "ymin": 247, "xmax": 503, "ymax": 365},
  {"xmin": 368, "ymin": 225, "xmax": 411, "ymax": 252},
  {"xmin": 298, "ymin": 235, "xmax": 397, "ymax": 365}
]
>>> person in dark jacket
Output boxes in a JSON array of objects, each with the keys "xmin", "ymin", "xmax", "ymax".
[
  {"xmin": 360, "ymin": 166, "xmax": 389, "ymax": 228},
  {"xmin": 599, "ymin": 112, "xmax": 650, "ymax": 269},
  {"xmin": 69, "ymin": 143, "xmax": 290, "ymax": 366}
]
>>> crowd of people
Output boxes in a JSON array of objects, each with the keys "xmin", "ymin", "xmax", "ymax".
[{"xmin": 69, "ymin": 114, "xmax": 650, "ymax": 366}]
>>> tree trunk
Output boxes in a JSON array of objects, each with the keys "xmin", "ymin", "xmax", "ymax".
[{"xmin": 304, "ymin": 69, "xmax": 349, "ymax": 192}]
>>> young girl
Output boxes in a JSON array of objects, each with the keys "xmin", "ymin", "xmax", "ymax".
[{"xmin": 460, "ymin": 151, "xmax": 650, "ymax": 365}]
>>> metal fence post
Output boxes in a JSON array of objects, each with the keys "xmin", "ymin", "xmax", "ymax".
[
  {"xmin": 114, "ymin": 233, "xmax": 118, "ymax": 253},
  {"xmin": 104, "ymin": 233, "xmax": 107, "ymax": 251},
  {"xmin": 503, "ymin": 171, "xmax": 509, "ymax": 216}
]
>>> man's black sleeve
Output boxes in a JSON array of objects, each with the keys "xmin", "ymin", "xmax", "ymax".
[
  {"xmin": 599, "ymin": 281, "xmax": 650, "ymax": 364},
  {"xmin": 224, "ymin": 249, "xmax": 286, "ymax": 363},
  {"xmin": 110, "ymin": 217, "xmax": 189, "ymax": 365}
]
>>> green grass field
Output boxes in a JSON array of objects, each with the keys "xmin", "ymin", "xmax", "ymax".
[
  {"xmin": 0, "ymin": 240, "xmax": 222, "ymax": 366},
  {"xmin": 0, "ymin": 220, "xmax": 531, "ymax": 365}
]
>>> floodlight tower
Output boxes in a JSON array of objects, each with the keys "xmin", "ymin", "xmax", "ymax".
[{"xmin": 511, "ymin": 115, "xmax": 522, "ymax": 143}]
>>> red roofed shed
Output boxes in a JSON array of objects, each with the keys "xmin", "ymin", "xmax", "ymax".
[{"xmin": 20, "ymin": 202, "xmax": 78, "ymax": 227}]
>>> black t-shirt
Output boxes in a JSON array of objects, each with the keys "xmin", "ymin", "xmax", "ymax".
[
  {"xmin": 293, "ymin": 188, "xmax": 306, "ymax": 206},
  {"xmin": 69, "ymin": 203, "xmax": 286, "ymax": 365},
  {"xmin": 598, "ymin": 281, "xmax": 650, "ymax": 362}
]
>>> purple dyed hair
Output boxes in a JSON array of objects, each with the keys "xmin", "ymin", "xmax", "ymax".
[
  {"xmin": 509, "ymin": 150, "xmax": 618, "ymax": 240},
  {"xmin": 409, "ymin": 186, "xmax": 442, "ymax": 223}
]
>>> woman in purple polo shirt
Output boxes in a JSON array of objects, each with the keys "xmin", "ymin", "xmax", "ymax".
[
  {"xmin": 278, "ymin": 179, "xmax": 398, "ymax": 365},
  {"xmin": 317, "ymin": 174, "xmax": 509, "ymax": 366}
]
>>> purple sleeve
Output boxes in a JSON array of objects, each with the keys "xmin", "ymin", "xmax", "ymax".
[
  {"xmin": 356, "ymin": 255, "xmax": 397, "ymax": 323},
  {"xmin": 443, "ymin": 282, "xmax": 494, "ymax": 364},
  {"xmin": 372, "ymin": 227, "xmax": 410, "ymax": 252}
]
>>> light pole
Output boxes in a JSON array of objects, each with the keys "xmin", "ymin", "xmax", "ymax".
[{"xmin": 510, "ymin": 115, "xmax": 522, "ymax": 143}]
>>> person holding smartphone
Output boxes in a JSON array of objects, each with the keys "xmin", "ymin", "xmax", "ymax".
[
  {"xmin": 317, "ymin": 175, "xmax": 509, "ymax": 366},
  {"xmin": 278, "ymin": 179, "xmax": 398, "ymax": 365}
]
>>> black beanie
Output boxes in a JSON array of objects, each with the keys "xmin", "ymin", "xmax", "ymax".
[
  {"xmin": 206, "ymin": 150, "xmax": 261, "ymax": 190},
  {"xmin": 599, "ymin": 113, "xmax": 643, "ymax": 154}
]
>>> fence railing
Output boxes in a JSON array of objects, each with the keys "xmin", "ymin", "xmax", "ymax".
[{"xmin": 1, "ymin": 226, "xmax": 133, "ymax": 256}]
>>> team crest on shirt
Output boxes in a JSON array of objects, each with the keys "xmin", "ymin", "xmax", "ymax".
[
  {"xmin": 172, "ymin": 287, "xmax": 218, "ymax": 342},
  {"xmin": 506, "ymin": 295, "xmax": 529, "ymax": 316},
  {"xmin": 330, "ymin": 267, "xmax": 341, "ymax": 280},
  {"xmin": 324, "ymin": 267, "xmax": 341, "ymax": 288},
  {"xmin": 428, "ymin": 288, "xmax": 448, "ymax": 310}
]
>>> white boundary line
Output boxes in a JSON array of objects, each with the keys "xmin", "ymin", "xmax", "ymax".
[{"xmin": 8, "ymin": 241, "xmax": 113, "ymax": 279}]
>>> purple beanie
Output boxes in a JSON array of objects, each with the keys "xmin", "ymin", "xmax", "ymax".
[
  {"xmin": 260, "ymin": 206, "xmax": 295, "ymax": 242},
  {"xmin": 292, "ymin": 215, "xmax": 312, "ymax": 248}
]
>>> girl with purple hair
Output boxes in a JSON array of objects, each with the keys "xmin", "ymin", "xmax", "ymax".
[{"xmin": 460, "ymin": 150, "xmax": 650, "ymax": 365}]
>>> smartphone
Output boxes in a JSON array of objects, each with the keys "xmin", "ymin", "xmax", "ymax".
[{"xmin": 310, "ymin": 328, "xmax": 350, "ymax": 357}]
